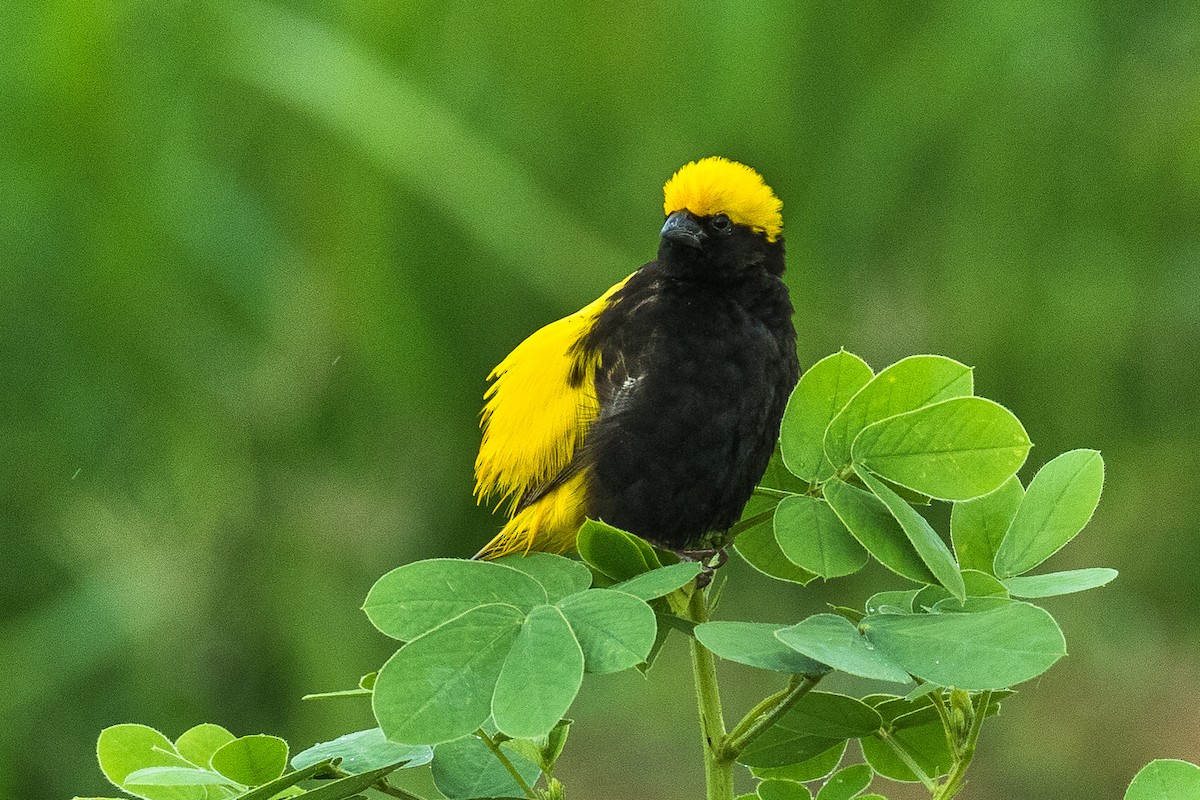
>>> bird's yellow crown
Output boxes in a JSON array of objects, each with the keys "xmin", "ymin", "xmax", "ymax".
[{"xmin": 662, "ymin": 157, "xmax": 783, "ymax": 242}]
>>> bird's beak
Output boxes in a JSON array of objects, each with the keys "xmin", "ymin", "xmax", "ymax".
[{"xmin": 660, "ymin": 210, "xmax": 706, "ymax": 249}]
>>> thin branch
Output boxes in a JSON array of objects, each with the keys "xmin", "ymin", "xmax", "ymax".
[
  {"xmin": 687, "ymin": 587, "xmax": 735, "ymax": 800},
  {"xmin": 751, "ymin": 486, "xmax": 794, "ymax": 500},
  {"xmin": 727, "ymin": 509, "xmax": 774, "ymax": 536},
  {"xmin": 719, "ymin": 673, "xmax": 822, "ymax": 761}
]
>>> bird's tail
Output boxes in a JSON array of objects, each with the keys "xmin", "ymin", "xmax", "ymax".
[{"xmin": 473, "ymin": 472, "xmax": 589, "ymax": 560}]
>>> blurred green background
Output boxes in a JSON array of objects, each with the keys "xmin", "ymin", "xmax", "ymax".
[{"xmin": 4, "ymin": 1, "xmax": 1198, "ymax": 798}]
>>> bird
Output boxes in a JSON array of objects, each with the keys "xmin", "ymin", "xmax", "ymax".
[{"xmin": 473, "ymin": 156, "xmax": 798, "ymax": 561}]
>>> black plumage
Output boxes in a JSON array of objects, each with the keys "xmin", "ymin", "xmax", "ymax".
[{"xmin": 576, "ymin": 210, "xmax": 799, "ymax": 550}]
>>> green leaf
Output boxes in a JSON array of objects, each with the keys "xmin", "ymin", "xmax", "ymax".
[
  {"xmin": 931, "ymin": 596, "xmax": 1011, "ymax": 613},
  {"xmin": 757, "ymin": 778, "xmax": 813, "ymax": 800},
  {"xmin": 1003, "ymin": 568, "xmax": 1118, "ymax": 598},
  {"xmin": 557, "ymin": 589, "xmax": 656, "ymax": 673},
  {"xmin": 951, "ymin": 476, "xmax": 1024, "ymax": 574},
  {"xmin": 174, "ymin": 725, "xmax": 235, "ymax": 770},
  {"xmin": 492, "ymin": 553, "xmax": 593, "ymax": 602},
  {"xmin": 610, "ymin": 562, "xmax": 702, "ymax": 600},
  {"xmin": 994, "ymin": 449, "xmax": 1105, "ymax": 577},
  {"xmin": 851, "ymin": 397, "xmax": 1031, "ymax": 501},
  {"xmin": 735, "ymin": 516, "xmax": 819, "ymax": 585},
  {"xmin": 363, "ymin": 559, "xmax": 546, "ymax": 641},
  {"xmin": 824, "ymin": 480, "xmax": 935, "ymax": 584},
  {"xmin": 576, "ymin": 520, "xmax": 661, "ymax": 581},
  {"xmin": 97, "ymin": 724, "xmax": 201, "ymax": 800},
  {"xmin": 815, "ymin": 763, "xmax": 873, "ymax": 800},
  {"xmin": 856, "ymin": 468, "xmax": 965, "ymax": 600},
  {"xmin": 291, "ymin": 729, "xmax": 433, "ymax": 773},
  {"xmin": 961, "ymin": 569, "xmax": 1009, "ymax": 597},
  {"xmin": 750, "ymin": 741, "xmax": 847, "ymax": 782},
  {"xmin": 530, "ymin": 719, "xmax": 572, "ymax": 773},
  {"xmin": 122, "ymin": 767, "xmax": 236, "ymax": 787},
  {"xmin": 297, "ymin": 760, "xmax": 414, "ymax": 800},
  {"xmin": 824, "ymin": 355, "xmax": 973, "ymax": 469},
  {"xmin": 861, "ymin": 721, "xmax": 952, "ymax": 783},
  {"xmin": 232, "ymin": 759, "xmax": 339, "ymax": 800},
  {"xmin": 780, "ymin": 350, "xmax": 874, "ymax": 481},
  {"xmin": 862, "ymin": 601, "xmax": 1066, "ymax": 690},
  {"xmin": 868, "ymin": 695, "xmax": 938, "ymax": 730},
  {"xmin": 912, "ymin": 584, "xmax": 951, "ymax": 611},
  {"xmin": 431, "ymin": 736, "xmax": 541, "ymax": 800},
  {"xmin": 775, "ymin": 614, "xmax": 911, "ymax": 684},
  {"xmin": 694, "ymin": 622, "xmax": 829, "ymax": 674},
  {"xmin": 738, "ymin": 693, "xmax": 883, "ymax": 768},
  {"xmin": 760, "ymin": 449, "xmax": 816, "ymax": 494},
  {"xmin": 1125, "ymin": 759, "xmax": 1200, "ymax": 800},
  {"xmin": 637, "ymin": 614, "xmax": 676, "ymax": 673},
  {"xmin": 864, "ymin": 590, "xmax": 918, "ymax": 615},
  {"xmin": 210, "ymin": 735, "xmax": 288, "ymax": 786},
  {"xmin": 774, "ymin": 495, "xmax": 868, "ymax": 579},
  {"xmin": 373, "ymin": 603, "xmax": 525, "ymax": 744},
  {"xmin": 493, "ymin": 605, "xmax": 584, "ymax": 739}
]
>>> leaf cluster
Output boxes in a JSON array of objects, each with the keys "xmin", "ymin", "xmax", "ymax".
[{"xmin": 79, "ymin": 350, "xmax": 1163, "ymax": 800}]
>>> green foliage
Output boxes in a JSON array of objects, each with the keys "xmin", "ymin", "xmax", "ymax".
[
  {"xmin": 755, "ymin": 779, "xmax": 812, "ymax": 800},
  {"xmin": 84, "ymin": 351, "xmax": 1160, "ymax": 800},
  {"xmin": 291, "ymin": 729, "xmax": 432, "ymax": 773},
  {"xmin": 773, "ymin": 495, "xmax": 867, "ymax": 579},
  {"xmin": 363, "ymin": 559, "xmax": 548, "ymax": 642},
  {"xmin": 209, "ymin": 735, "xmax": 289, "ymax": 787},
  {"xmin": 750, "ymin": 742, "xmax": 847, "ymax": 783},
  {"xmin": 814, "ymin": 764, "xmax": 873, "ymax": 800},
  {"xmin": 780, "ymin": 351, "xmax": 874, "ymax": 482},
  {"xmin": 492, "ymin": 606, "xmax": 584, "ymax": 739},
  {"xmin": 860, "ymin": 602, "xmax": 1066, "ymax": 690},
  {"xmin": 737, "ymin": 693, "xmax": 882, "ymax": 768},
  {"xmin": 92, "ymin": 723, "xmax": 422, "ymax": 800},
  {"xmin": 1125, "ymin": 760, "xmax": 1200, "ymax": 800},
  {"xmin": 823, "ymin": 480, "xmax": 935, "ymax": 584},
  {"xmin": 855, "ymin": 469, "xmax": 964, "ymax": 600},
  {"xmin": 950, "ymin": 476, "xmax": 1024, "ymax": 573},
  {"xmin": 368, "ymin": 552, "xmax": 658, "ymax": 746},
  {"xmin": 775, "ymin": 615, "xmax": 910, "ymax": 684},
  {"xmin": 822, "ymin": 356, "xmax": 973, "ymax": 469},
  {"xmin": 694, "ymin": 622, "xmax": 828, "ymax": 675},
  {"xmin": 1003, "ymin": 568, "xmax": 1118, "ymax": 598},
  {"xmin": 430, "ymin": 735, "xmax": 541, "ymax": 799},
  {"xmin": 851, "ymin": 398, "xmax": 1030, "ymax": 501},
  {"xmin": 993, "ymin": 449, "xmax": 1105, "ymax": 578}
]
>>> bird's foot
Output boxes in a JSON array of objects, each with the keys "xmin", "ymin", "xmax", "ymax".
[{"xmin": 678, "ymin": 546, "xmax": 729, "ymax": 590}]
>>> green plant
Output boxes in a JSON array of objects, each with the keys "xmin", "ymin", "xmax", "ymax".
[{"xmin": 79, "ymin": 351, "xmax": 1185, "ymax": 800}]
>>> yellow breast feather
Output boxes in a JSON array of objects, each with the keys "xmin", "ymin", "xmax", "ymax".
[{"xmin": 473, "ymin": 275, "xmax": 631, "ymax": 558}]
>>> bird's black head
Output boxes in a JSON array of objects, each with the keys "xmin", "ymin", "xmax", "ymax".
[{"xmin": 656, "ymin": 157, "xmax": 785, "ymax": 282}]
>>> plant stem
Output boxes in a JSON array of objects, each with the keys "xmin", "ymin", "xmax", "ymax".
[
  {"xmin": 477, "ymin": 729, "xmax": 538, "ymax": 800},
  {"xmin": 751, "ymin": 486, "xmax": 794, "ymax": 500},
  {"xmin": 720, "ymin": 673, "xmax": 821, "ymax": 761},
  {"xmin": 687, "ymin": 587, "xmax": 735, "ymax": 800},
  {"xmin": 930, "ymin": 690, "xmax": 991, "ymax": 800},
  {"xmin": 727, "ymin": 509, "xmax": 774, "ymax": 536}
]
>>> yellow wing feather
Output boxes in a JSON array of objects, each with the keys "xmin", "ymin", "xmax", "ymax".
[{"xmin": 473, "ymin": 275, "xmax": 632, "ymax": 559}]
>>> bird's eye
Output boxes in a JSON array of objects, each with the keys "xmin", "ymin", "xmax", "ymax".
[{"xmin": 710, "ymin": 214, "xmax": 732, "ymax": 234}]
